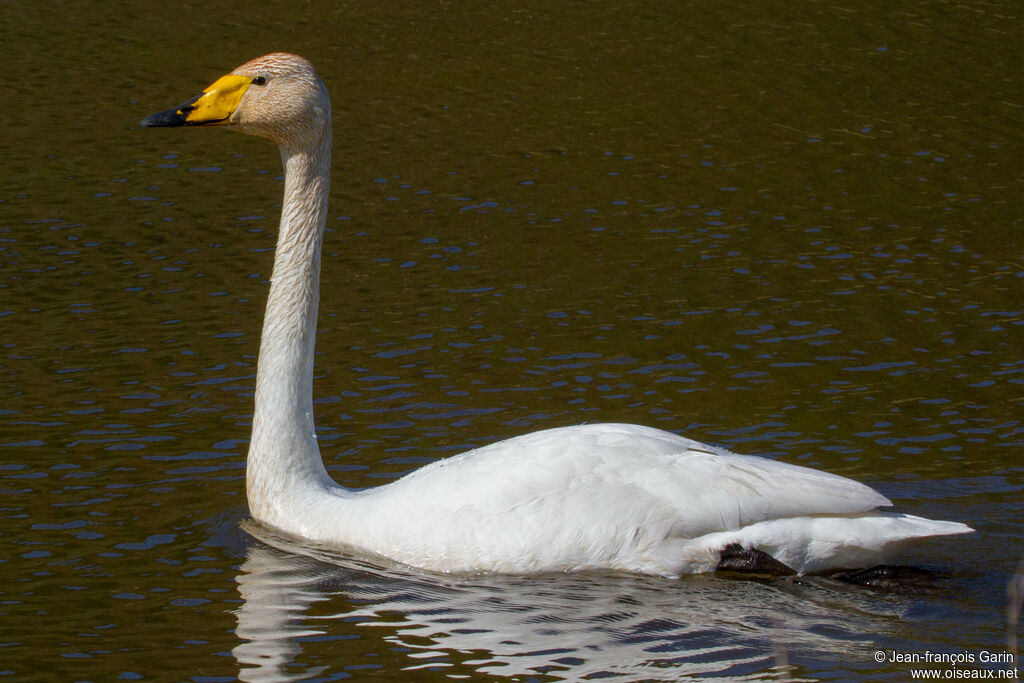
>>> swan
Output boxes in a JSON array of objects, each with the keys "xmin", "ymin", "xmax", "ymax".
[{"xmin": 142, "ymin": 53, "xmax": 972, "ymax": 578}]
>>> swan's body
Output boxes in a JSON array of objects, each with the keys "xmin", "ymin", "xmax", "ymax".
[{"xmin": 144, "ymin": 53, "xmax": 971, "ymax": 577}]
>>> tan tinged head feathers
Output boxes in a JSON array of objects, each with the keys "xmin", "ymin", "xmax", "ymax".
[{"xmin": 141, "ymin": 52, "xmax": 330, "ymax": 150}]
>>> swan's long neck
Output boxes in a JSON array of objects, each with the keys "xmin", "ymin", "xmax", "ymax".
[{"xmin": 247, "ymin": 120, "xmax": 338, "ymax": 525}]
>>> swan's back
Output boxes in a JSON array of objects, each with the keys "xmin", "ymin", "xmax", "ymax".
[{"xmin": 380, "ymin": 424, "xmax": 888, "ymax": 530}]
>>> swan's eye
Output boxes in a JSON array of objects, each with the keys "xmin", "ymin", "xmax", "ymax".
[{"xmin": 251, "ymin": 76, "xmax": 268, "ymax": 86}]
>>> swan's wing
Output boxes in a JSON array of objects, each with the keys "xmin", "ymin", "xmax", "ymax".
[
  {"xmin": 620, "ymin": 443, "xmax": 892, "ymax": 538},
  {"xmin": 370, "ymin": 423, "xmax": 889, "ymax": 541}
]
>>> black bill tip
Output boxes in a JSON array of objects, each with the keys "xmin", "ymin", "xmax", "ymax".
[
  {"xmin": 141, "ymin": 108, "xmax": 186, "ymax": 128},
  {"xmin": 141, "ymin": 94, "xmax": 201, "ymax": 128}
]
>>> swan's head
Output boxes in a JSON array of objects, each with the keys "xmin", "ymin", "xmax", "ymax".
[{"xmin": 142, "ymin": 52, "xmax": 330, "ymax": 150}]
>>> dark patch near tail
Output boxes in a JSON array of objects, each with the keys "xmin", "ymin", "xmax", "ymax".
[
  {"xmin": 828, "ymin": 564, "xmax": 942, "ymax": 589},
  {"xmin": 714, "ymin": 544, "xmax": 948, "ymax": 589},
  {"xmin": 715, "ymin": 543, "xmax": 797, "ymax": 577}
]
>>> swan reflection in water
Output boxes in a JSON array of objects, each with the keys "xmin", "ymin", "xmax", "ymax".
[{"xmin": 231, "ymin": 523, "xmax": 912, "ymax": 682}]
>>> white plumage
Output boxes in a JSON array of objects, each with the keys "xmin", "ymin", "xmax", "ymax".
[{"xmin": 143, "ymin": 53, "xmax": 971, "ymax": 578}]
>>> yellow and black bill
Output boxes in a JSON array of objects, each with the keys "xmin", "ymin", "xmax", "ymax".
[{"xmin": 141, "ymin": 74, "xmax": 251, "ymax": 128}]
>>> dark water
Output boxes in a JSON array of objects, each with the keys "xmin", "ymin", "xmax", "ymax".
[{"xmin": 1, "ymin": 0, "xmax": 1021, "ymax": 680}]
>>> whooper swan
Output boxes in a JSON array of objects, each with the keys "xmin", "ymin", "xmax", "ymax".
[{"xmin": 142, "ymin": 53, "xmax": 972, "ymax": 578}]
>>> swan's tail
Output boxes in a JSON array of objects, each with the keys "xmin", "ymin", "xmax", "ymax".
[{"xmin": 679, "ymin": 512, "xmax": 973, "ymax": 575}]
